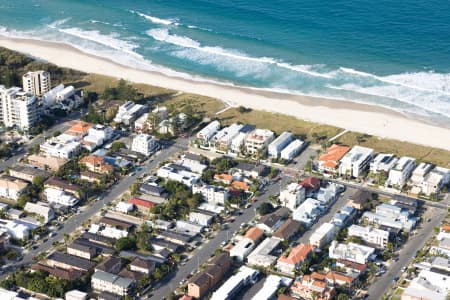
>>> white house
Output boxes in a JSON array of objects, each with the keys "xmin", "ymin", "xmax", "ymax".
[
  {"xmin": 196, "ymin": 120, "xmax": 221, "ymax": 143},
  {"xmin": 113, "ymin": 101, "xmax": 147, "ymax": 125},
  {"xmin": 157, "ymin": 163, "xmax": 201, "ymax": 187},
  {"xmin": 212, "ymin": 123, "xmax": 244, "ymax": 152},
  {"xmin": 369, "ymin": 153, "xmax": 398, "ymax": 174},
  {"xmin": 131, "ymin": 134, "xmax": 158, "ymax": 156},
  {"xmin": 328, "ymin": 241, "xmax": 375, "ymax": 264},
  {"xmin": 387, "ymin": 156, "xmax": 416, "ymax": 187},
  {"xmin": 279, "ymin": 183, "xmax": 305, "ymax": 211},
  {"xmin": 410, "ymin": 162, "xmax": 434, "ymax": 186},
  {"xmin": 421, "ymin": 167, "xmax": 450, "ymax": 195},
  {"xmin": 348, "ymin": 225, "xmax": 389, "ymax": 248},
  {"xmin": 309, "ymin": 222, "xmax": 336, "ymax": 248},
  {"xmin": 292, "ymin": 198, "xmax": 324, "ymax": 227},
  {"xmin": 230, "ymin": 237, "xmax": 257, "ymax": 262},
  {"xmin": 24, "ymin": 201, "xmax": 55, "ymax": 224},
  {"xmin": 339, "ymin": 146, "xmax": 374, "ymax": 177},
  {"xmin": 91, "ymin": 270, "xmax": 134, "ymax": 296},
  {"xmin": 45, "ymin": 188, "xmax": 79, "ymax": 207},
  {"xmin": 192, "ymin": 184, "xmax": 229, "ymax": 205},
  {"xmin": 247, "ymin": 237, "xmax": 280, "ymax": 267},
  {"xmin": 0, "ymin": 176, "xmax": 29, "ymax": 201},
  {"xmin": 189, "ymin": 210, "xmax": 215, "ymax": 226},
  {"xmin": 82, "ymin": 124, "xmax": 114, "ymax": 150},
  {"xmin": 280, "ymin": 139, "xmax": 304, "ymax": 160},
  {"xmin": 268, "ymin": 132, "xmax": 293, "ymax": 158}
]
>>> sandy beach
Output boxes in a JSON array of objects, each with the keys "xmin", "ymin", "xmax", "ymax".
[{"xmin": 1, "ymin": 36, "xmax": 450, "ymax": 151}]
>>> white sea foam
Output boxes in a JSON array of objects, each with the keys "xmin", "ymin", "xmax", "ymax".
[
  {"xmin": 90, "ymin": 20, "xmax": 111, "ymax": 25},
  {"xmin": 130, "ymin": 10, "xmax": 175, "ymax": 26},
  {"xmin": 146, "ymin": 28, "xmax": 334, "ymax": 78},
  {"xmin": 47, "ymin": 18, "xmax": 71, "ymax": 29}
]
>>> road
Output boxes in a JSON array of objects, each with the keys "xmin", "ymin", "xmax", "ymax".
[
  {"xmin": 326, "ymin": 178, "xmax": 449, "ymax": 210},
  {"xmin": 148, "ymin": 175, "xmax": 291, "ymax": 300},
  {"xmin": 367, "ymin": 205, "xmax": 447, "ymax": 300},
  {"xmin": 0, "ymin": 122, "xmax": 71, "ymax": 173},
  {"xmin": 0, "ymin": 137, "xmax": 189, "ymax": 280},
  {"xmin": 297, "ymin": 187, "xmax": 355, "ymax": 244}
]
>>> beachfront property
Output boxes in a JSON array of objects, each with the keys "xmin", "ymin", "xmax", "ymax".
[
  {"xmin": 157, "ymin": 163, "xmax": 201, "ymax": 187},
  {"xmin": 279, "ymin": 182, "xmax": 306, "ymax": 211},
  {"xmin": 42, "ymin": 84, "xmax": 83, "ymax": 111},
  {"xmin": 420, "ymin": 166, "xmax": 450, "ymax": 196},
  {"xmin": 210, "ymin": 123, "xmax": 244, "ymax": 152},
  {"xmin": 131, "ymin": 133, "xmax": 158, "ymax": 156},
  {"xmin": 276, "ymin": 243, "xmax": 314, "ymax": 275},
  {"xmin": 362, "ymin": 203, "xmax": 417, "ymax": 232},
  {"xmin": 0, "ymin": 86, "xmax": 40, "ymax": 130},
  {"xmin": 244, "ymin": 128, "xmax": 275, "ymax": 156},
  {"xmin": 348, "ymin": 224, "xmax": 389, "ymax": 248},
  {"xmin": 369, "ymin": 153, "xmax": 398, "ymax": 174},
  {"xmin": 410, "ymin": 162, "xmax": 434, "ymax": 186},
  {"xmin": 134, "ymin": 106, "xmax": 169, "ymax": 132},
  {"xmin": 210, "ymin": 265, "xmax": 259, "ymax": 300},
  {"xmin": 328, "ymin": 241, "xmax": 375, "ymax": 265},
  {"xmin": 338, "ymin": 145, "xmax": 374, "ymax": 178},
  {"xmin": 387, "ymin": 156, "xmax": 416, "ymax": 188},
  {"xmin": 192, "ymin": 184, "xmax": 229, "ymax": 205},
  {"xmin": 309, "ymin": 222, "xmax": 337, "ymax": 248},
  {"xmin": 0, "ymin": 175, "xmax": 29, "ymax": 201},
  {"xmin": 228, "ymin": 124, "xmax": 255, "ymax": 155},
  {"xmin": 113, "ymin": 101, "xmax": 147, "ymax": 125},
  {"xmin": 196, "ymin": 120, "xmax": 221, "ymax": 145},
  {"xmin": 317, "ymin": 144, "xmax": 350, "ymax": 174},
  {"xmin": 280, "ymin": 139, "xmax": 305, "ymax": 160},
  {"xmin": 22, "ymin": 70, "xmax": 51, "ymax": 97},
  {"xmin": 268, "ymin": 131, "xmax": 294, "ymax": 158}
]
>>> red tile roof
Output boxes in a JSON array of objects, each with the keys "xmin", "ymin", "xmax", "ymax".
[
  {"xmin": 128, "ymin": 197, "xmax": 156, "ymax": 208},
  {"xmin": 318, "ymin": 144, "xmax": 350, "ymax": 168},
  {"xmin": 244, "ymin": 227, "xmax": 264, "ymax": 242},
  {"xmin": 278, "ymin": 243, "xmax": 314, "ymax": 265},
  {"xmin": 300, "ymin": 176, "xmax": 320, "ymax": 190}
]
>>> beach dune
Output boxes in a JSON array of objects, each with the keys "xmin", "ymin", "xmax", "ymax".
[{"xmin": 1, "ymin": 36, "xmax": 449, "ymax": 151}]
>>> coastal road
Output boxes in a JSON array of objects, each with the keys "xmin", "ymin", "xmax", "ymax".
[
  {"xmin": 148, "ymin": 175, "xmax": 291, "ymax": 300},
  {"xmin": 367, "ymin": 205, "xmax": 447, "ymax": 300},
  {"xmin": 0, "ymin": 137, "xmax": 189, "ymax": 280}
]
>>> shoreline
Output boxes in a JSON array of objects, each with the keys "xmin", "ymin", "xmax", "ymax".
[{"xmin": 1, "ymin": 36, "xmax": 450, "ymax": 151}]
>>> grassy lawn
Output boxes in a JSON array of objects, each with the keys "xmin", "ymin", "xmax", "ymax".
[
  {"xmin": 389, "ymin": 287, "xmax": 404, "ymax": 300},
  {"xmin": 218, "ymin": 107, "xmax": 342, "ymax": 141},
  {"xmin": 74, "ymin": 74, "xmax": 450, "ymax": 167},
  {"xmin": 336, "ymin": 131, "xmax": 450, "ymax": 167}
]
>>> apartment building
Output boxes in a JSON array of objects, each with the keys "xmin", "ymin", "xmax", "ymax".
[
  {"xmin": 268, "ymin": 131, "xmax": 293, "ymax": 158},
  {"xmin": 280, "ymin": 183, "xmax": 306, "ymax": 211},
  {"xmin": 276, "ymin": 243, "xmax": 314, "ymax": 275},
  {"xmin": 329, "ymin": 241, "xmax": 375, "ymax": 265},
  {"xmin": 348, "ymin": 225, "xmax": 389, "ymax": 248},
  {"xmin": 410, "ymin": 162, "xmax": 434, "ymax": 186},
  {"xmin": 192, "ymin": 184, "xmax": 229, "ymax": 205},
  {"xmin": 309, "ymin": 223, "xmax": 336, "ymax": 248},
  {"xmin": 339, "ymin": 146, "xmax": 374, "ymax": 177},
  {"xmin": 91, "ymin": 270, "xmax": 135, "ymax": 296},
  {"xmin": 196, "ymin": 120, "xmax": 221, "ymax": 143},
  {"xmin": 131, "ymin": 133, "xmax": 159, "ymax": 156},
  {"xmin": 421, "ymin": 167, "xmax": 450, "ymax": 195},
  {"xmin": 0, "ymin": 175, "xmax": 29, "ymax": 201},
  {"xmin": 244, "ymin": 128, "xmax": 274, "ymax": 156},
  {"xmin": 22, "ymin": 70, "xmax": 51, "ymax": 97},
  {"xmin": 387, "ymin": 156, "xmax": 416, "ymax": 187},
  {"xmin": 211, "ymin": 123, "xmax": 243, "ymax": 152},
  {"xmin": 23, "ymin": 201, "xmax": 55, "ymax": 224},
  {"xmin": 370, "ymin": 153, "xmax": 398, "ymax": 174},
  {"xmin": 113, "ymin": 101, "xmax": 147, "ymax": 125},
  {"xmin": 317, "ymin": 144, "xmax": 350, "ymax": 174},
  {"xmin": 0, "ymin": 86, "xmax": 40, "ymax": 130}
]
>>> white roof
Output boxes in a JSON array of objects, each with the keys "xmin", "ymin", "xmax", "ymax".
[
  {"xmin": 251, "ymin": 275, "xmax": 286, "ymax": 300},
  {"xmin": 393, "ymin": 156, "xmax": 415, "ymax": 171},
  {"xmin": 280, "ymin": 139, "xmax": 304, "ymax": 156},
  {"xmin": 211, "ymin": 266, "xmax": 258, "ymax": 300}
]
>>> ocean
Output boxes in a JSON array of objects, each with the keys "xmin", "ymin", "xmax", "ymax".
[{"xmin": 0, "ymin": 0, "xmax": 449, "ymax": 124}]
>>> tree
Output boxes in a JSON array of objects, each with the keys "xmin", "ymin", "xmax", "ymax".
[
  {"xmin": 115, "ymin": 236, "xmax": 136, "ymax": 251},
  {"xmin": 258, "ymin": 202, "xmax": 274, "ymax": 215},
  {"xmin": 147, "ymin": 111, "xmax": 160, "ymax": 133},
  {"xmin": 129, "ymin": 182, "xmax": 140, "ymax": 196},
  {"xmin": 104, "ymin": 106, "xmax": 118, "ymax": 122},
  {"xmin": 110, "ymin": 141, "xmax": 126, "ymax": 153}
]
